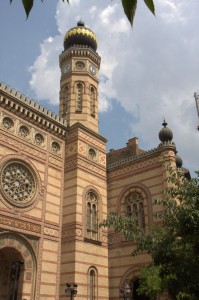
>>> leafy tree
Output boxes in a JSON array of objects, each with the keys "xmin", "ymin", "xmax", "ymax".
[
  {"xmin": 10, "ymin": 0, "xmax": 155, "ymax": 25},
  {"xmin": 100, "ymin": 167, "xmax": 199, "ymax": 299}
]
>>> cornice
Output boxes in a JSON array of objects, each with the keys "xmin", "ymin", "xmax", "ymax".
[
  {"xmin": 59, "ymin": 46, "xmax": 101, "ymax": 67},
  {"xmin": 107, "ymin": 141, "xmax": 176, "ymax": 170},
  {"xmin": 67, "ymin": 122, "xmax": 107, "ymax": 145},
  {"xmin": 0, "ymin": 82, "xmax": 68, "ymax": 139}
]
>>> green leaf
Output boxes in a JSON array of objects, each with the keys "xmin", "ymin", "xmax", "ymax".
[
  {"xmin": 144, "ymin": 0, "xmax": 155, "ymax": 15},
  {"xmin": 122, "ymin": 0, "xmax": 137, "ymax": 26},
  {"xmin": 22, "ymin": 0, "xmax": 34, "ymax": 18}
]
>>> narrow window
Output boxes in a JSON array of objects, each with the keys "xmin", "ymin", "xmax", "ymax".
[
  {"xmin": 89, "ymin": 270, "xmax": 95, "ymax": 300},
  {"xmin": 63, "ymin": 85, "xmax": 69, "ymax": 115},
  {"xmin": 76, "ymin": 83, "xmax": 83, "ymax": 112},
  {"xmin": 90, "ymin": 87, "xmax": 95, "ymax": 116},
  {"xmin": 86, "ymin": 191, "xmax": 98, "ymax": 240}
]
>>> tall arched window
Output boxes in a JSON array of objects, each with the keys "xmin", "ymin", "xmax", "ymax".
[
  {"xmin": 89, "ymin": 269, "xmax": 95, "ymax": 300},
  {"xmin": 63, "ymin": 85, "xmax": 69, "ymax": 116},
  {"xmin": 86, "ymin": 191, "xmax": 98, "ymax": 240},
  {"xmin": 124, "ymin": 192, "xmax": 145, "ymax": 228},
  {"xmin": 90, "ymin": 87, "xmax": 96, "ymax": 116},
  {"xmin": 76, "ymin": 82, "xmax": 83, "ymax": 112}
]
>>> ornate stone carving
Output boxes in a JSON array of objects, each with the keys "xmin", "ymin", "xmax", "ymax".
[
  {"xmin": 0, "ymin": 215, "xmax": 41, "ymax": 233},
  {"xmin": 0, "ymin": 161, "xmax": 36, "ymax": 207},
  {"xmin": 99, "ymin": 152, "xmax": 106, "ymax": 165},
  {"xmin": 75, "ymin": 60, "xmax": 86, "ymax": 71},
  {"xmin": 2, "ymin": 116, "xmax": 14, "ymax": 130},
  {"xmin": 26, "ymin": 271, "xmax": 32, "ymax": 280},
  {"xmin": 88, "ymin": 148, "xmax": 96, "ymax": 160},
  {"xmin": 34, "ymin": 133, "xmax": 44, "ymax": 146},
  {"xmin": 49, "ymin": 157, "xmax": 62, "ymax": 168},
  {"xmin": 44, "ymin": 227, "xmax": 59, "ymax": 237},
  {"xmin": 19, "ymin": 125, "xmax": 30, "ymax": 138},
  {"xmin": 0, "ymin": 134, "xmax": 46, "ymax": 160},
  {"xmin": 51, "ymin": 141, "xmax": 61, "ymax": 154}
]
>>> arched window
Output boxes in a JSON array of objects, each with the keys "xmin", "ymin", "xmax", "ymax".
[
  {"xmin": 76, "ymin": 82, "xmax": 83, "ymax": 112},
  {"xmin": 86, "ymin": 191, "xmax": 98, "ymax": 240},
  {"xmin": 63, "ymin": 85, "xmax": 69, "ymax": 116},
  {"xmin": 89, "ymin": 269, "xmax": 95, "ymax": 300},
  {"xmin": 124, "ymin": 192, "xmax": 145, "ymax": 228},
  {"xmin": 90, "ymin": 87, "xmax": 95, "ymax": 116}
]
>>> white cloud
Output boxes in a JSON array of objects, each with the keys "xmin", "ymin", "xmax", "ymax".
[
  {"xmin": 29, "ymin": 35, "xmax": 62, "ymax": 104},
  {"xmin": 28, "ymin": 0, "xmax": 199, "ymax": 174},
  {"xmin": 99, "ymin": 4, "xmax": 116, "ymax": 25}
]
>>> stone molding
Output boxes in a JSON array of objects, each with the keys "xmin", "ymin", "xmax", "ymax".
[
  {"xmin": 0, "ymin": 82, "xmax": 67, "ymax": 138},
  {"xmin": 107, "ymin": 142, "xmax": 176, "ymax": 170},
  {"xmin": 60, "ymin": 46, "xmax": 101, "ymax": 68}
]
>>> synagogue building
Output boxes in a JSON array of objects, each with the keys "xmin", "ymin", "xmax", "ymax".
[{"xmin": 0, "ymin": 21, "xmax": 186, "ymax": 300}]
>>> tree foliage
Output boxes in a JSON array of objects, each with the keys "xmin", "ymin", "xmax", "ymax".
[
  {"xmin": 100, "ymin": 167, "xmax": 199, "ymax": 299},
  {"xmin": 10, "ymin": 0, "xmax": 155, "ymax": 25}
]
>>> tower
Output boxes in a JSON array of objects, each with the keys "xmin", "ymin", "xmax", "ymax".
[
  {"xmin": 59, "ymin": 20, "xmax": 101, "ymax": 133},
  {"xmin": 59, "ymin": 22, "xmax": 109, "ymax": 299}
]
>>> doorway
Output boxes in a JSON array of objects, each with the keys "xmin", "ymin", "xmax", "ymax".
[{"xmin": 0, "ymin": 247, "xmax": 24, "ymax": 300}]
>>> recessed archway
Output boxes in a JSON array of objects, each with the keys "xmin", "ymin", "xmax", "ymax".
[
  {"xmin": 0, "ymin": 233, "xmax": 37, "ymax": 300},
  {"xmin": 0, "ymin": 247, "xmax": 24, "ymax": 300}
]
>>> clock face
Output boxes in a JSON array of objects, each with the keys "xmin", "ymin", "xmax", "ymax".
[
  {"xmin": 89, "ymin": 64, "xmax": 96, "ymax": 75},
  {"xmin": 63, "ymin": 63, "xmax": 71, "ymax": 74}
]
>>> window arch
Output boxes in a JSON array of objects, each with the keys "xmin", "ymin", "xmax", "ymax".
[
  {"xmin": 124, "ymin": 191, "xmax": 145, "ymax": 228},
  {"xmin": 76, "ymin": 82, "xmax": 83, "ymax": 112},
  {"xmin": 86, "ymin": 191, "xmax": 98, "ymax": 240},
  {"xmin": 90, "ymin": 86, "xmax": 96, "ymax": 116},
  {"xmin": 62, "ymin": 85, "xmax": 69, "ymax": 116},
  {"xmin": 88, "ymin": 267, "xmax": 97, "ymax": 300}
]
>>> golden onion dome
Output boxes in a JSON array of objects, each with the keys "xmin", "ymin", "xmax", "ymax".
[{"xmin": 64, "ymin": 20, "xmax": 97, "ymax": 51}]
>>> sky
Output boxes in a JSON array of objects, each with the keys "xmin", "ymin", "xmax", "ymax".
[{"xmin": 0, "ymin": 0, "xmax": 198, "ymax": 175}]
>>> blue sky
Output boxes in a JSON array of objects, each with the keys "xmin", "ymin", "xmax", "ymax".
[{"xmin": 0, "ymin": 0, "xmax": 199, "ymax": 175}]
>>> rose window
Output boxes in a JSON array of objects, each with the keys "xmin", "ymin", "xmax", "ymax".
[{"xmin": 1, "ymin": 161, "xmax": 36, "ymax": 207}]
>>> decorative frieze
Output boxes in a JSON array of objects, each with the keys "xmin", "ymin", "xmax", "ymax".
[
  {"xmin": 44, "ymin": 226, "xmax": 59, "ymax": 237},
  {"xmin": 0, "ymin": 82, "xmax": 67, "ymax": 139},
  {"xmin": 108, "ymin": 157, "xmax": 160, "ymax": 179},
  {"xmin": 0, "ymin": 112, "xmax": 48, "ymax": 151},
  {"xmin": 79, "ymin": 131, "xmax": 106, "ymax": 150},
  {"xmin": 0, "ymin": 214, "xmax": 41, "ymax": 233}
]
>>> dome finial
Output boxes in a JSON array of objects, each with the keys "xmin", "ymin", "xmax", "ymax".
[
  {"xmin": 77, "ymin": 20, "xmax": 85, "ymax": 27},
  {"xmin": 175, "ymin": 151, "xmax": 183, "ymax": 168},
  {"xmin": 159, "ymin": 119, "xmax": 173, "ymax": 142},
  {"xmin": 162, "ymin": 118, "xmax": 167, "ymax": 127}
]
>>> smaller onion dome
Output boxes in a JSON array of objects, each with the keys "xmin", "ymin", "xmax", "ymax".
[
  {"xmin": 159, "ymin": 120, "xmax": 173, "ymax": 142},
  {"xmin": 64, "ymin": 20, "xmax": 97, "ymax": 51},
  {"xmin": 175, "ymin": 152, "xmax": 183, "ymax": 168}
]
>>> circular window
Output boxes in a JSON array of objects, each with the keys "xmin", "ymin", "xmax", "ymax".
[
  {"xmin": 35, "ymin": 133, "xmax": 44, "ymax": 145},
  {"xmin": 75, "ymin": 61, "xmax": 85, "ymax": 70},
  {"xmin": 19, "ymin": 125, "xmax": 29, "ymax": 138},
  {"xmin": 51, "ymin": 142, "xmax": 60, "ymax": 153},
  {"xmin": 0, "ymin": 161, "xmax": 36, "ymax": 207},
  {"xmin": 2, "ymin": 117, "xmax": 14, "ymax": 130}
]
